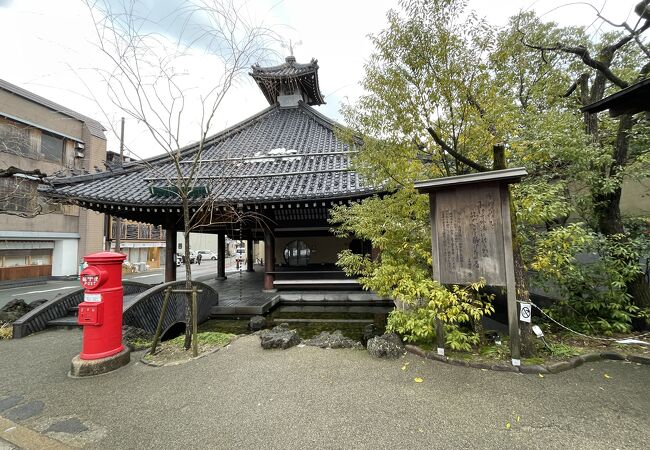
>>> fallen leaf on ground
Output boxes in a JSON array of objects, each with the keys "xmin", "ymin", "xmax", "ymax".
[
  {"xmin": 604, "ymin": 374, "xmax": 611, "ymax": 379},
  {"xmin": 505, "ymin": 422, "xmax": 511, "ymax": 430},
  {"xmin": 538, "ymin": 374, "xmax": 544, "ymax": 378},
  {"xmin": 414, "ymin": 377, "xmax": 424, "ymax": 383}
]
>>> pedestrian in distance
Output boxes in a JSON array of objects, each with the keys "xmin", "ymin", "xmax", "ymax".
[{"xmin": 197, "ymin": 252, "xmax": 202, "ymax": 265}]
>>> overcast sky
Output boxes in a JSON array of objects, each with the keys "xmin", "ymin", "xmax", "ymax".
[{"xmin": 0, "ymin": 0, "xmax": 642, "ymax": 160}]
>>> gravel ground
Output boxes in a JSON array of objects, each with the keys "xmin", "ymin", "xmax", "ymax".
[{"xmin": 0, "ymin": 329, "xmax": 648, "ymax": 449}]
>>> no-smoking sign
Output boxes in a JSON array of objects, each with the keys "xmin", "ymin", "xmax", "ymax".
[{"xmin": 519, "ymin": 303, "xmax": 532, "ymax": 323}]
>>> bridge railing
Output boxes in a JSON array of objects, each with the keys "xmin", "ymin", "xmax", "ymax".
[
  {"xmin": 123, "ymin": 281, "xmax": 219, "ymax": 336},
  {"xmin": 12, "ymin": 280, "xmax": 151, "ymax": 339}
]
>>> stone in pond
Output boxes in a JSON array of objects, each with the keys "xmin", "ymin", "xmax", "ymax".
[
  {"xmin": 248, "ymin": 315, "xmax": 267, "ymax": 331},
  {"xmin": 367, "ymin": 333, "xmax": 405, "ymax": 359},
  {"xmin": 303, "ymin": 330, "xmax": 363, "ymax": 349},
  {"xmin": 260, "ymin": 324, "xmax": 301, "ymax": 350},
  {"xmin": 361, "ymin": 324, "xmax": 382, "ymax": 346}
]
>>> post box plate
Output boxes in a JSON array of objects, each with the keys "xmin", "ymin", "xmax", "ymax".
[{"xmin": 84, "ymin": 293, "xmax": 102, "ymax": 302}]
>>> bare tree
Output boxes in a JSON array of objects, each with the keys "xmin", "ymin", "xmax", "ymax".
[{"xmin": 83, "ymin": 0, "xmax": 275, "ymax": 348}]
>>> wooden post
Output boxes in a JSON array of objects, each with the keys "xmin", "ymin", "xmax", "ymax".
[
  {"xmin": 263, "ymin": 228, "xmax": 275, "ymax": 291},
  {"xmin": 246, "ymin": 238, "xmax": 254, "ymax": 272},
  {"xmin": 428, "ymin": 193, "xmax": 446, "ymax": 356},
  {"xmin": 164, "ymin": 223, "xmax": 177, "ymax": 282},
  {"xmin": 217, "ymin": 232, "xmax": 226, "ymax": 280},
  {"xmin": 151, "ymin": 287, "xmax": 172, "ymax": 355},
  {"xmin": 500, "ymin": 184, "xmax": 521, "ymax": 365}
]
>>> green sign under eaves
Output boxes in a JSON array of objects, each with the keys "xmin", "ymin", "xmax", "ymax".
[{"xmin": 149, "ymin": 185, "xmax": 209, "ymax": 198}]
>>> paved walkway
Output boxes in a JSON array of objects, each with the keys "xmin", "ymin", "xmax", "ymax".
[{"xmin": 0, "ymin": 330, "xmax": 648, "ymax": 449}]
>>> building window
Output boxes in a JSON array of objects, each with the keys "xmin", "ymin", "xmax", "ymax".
[
  {"xmin": 283, "ymin": 240, "xmax": 311, "ymax": 266},
  {"xmin": 0, "ymin": 118, "xmax": 35, "ymax": 157},
  {"xmin": 41, "ymin": 131, "xmax": 64, "ymax": 162},
  {"xmin": 0, "ymin": 177, "xmax": 38, "ymax": 214}
]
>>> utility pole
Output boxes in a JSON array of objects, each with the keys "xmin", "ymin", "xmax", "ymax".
[{"xmin": 114, "ymin": 117, "xmax": 125, "ymax": 253}]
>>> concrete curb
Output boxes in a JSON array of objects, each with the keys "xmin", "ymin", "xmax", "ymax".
[
  {"xmin": 139, "ymin": 335, "xmax": 240, "ymax": 367},
  {"xmin": 404, "ymin": 344, "xmax": 650, "ymax": 374},
  {"xmin": 0, "ymin": 416, "xmax": 70, "ymax": 449}
]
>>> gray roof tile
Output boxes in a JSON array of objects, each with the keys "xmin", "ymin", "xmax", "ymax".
[{"xmin": 45, "ymin": 103, "xmax": 380, "ymax": 206}]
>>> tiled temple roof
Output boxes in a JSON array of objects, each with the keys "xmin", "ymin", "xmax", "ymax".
[{"xmin": 44, "ymin": 103, "xmax": 379, "ymax": 207}]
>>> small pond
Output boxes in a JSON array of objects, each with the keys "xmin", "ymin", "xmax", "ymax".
[{"xmin": 199, "ymin": 304, "xmax": 393, "ymax": 342}]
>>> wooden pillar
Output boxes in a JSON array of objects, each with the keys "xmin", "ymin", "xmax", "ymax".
[
  {"xmin": 164, "ymin": 222, "xmax": 177, "ymax": 283},
  {"xmin": 500, "ymin": 184, "xmax": 521, "ymax": 365},
  {"xmin": 427, "ymin": 193, "xmax": 445, "ymax": 356},
  {"xmin": 246, "ymin": 238, "xmax": 254, "ymax": 272},
  {"xmin": 217, "ymin": 232, "xmax": 227, "ymax": 280},
  {"xmin": 263, "ymin": 228, "xmax": 275, "ymax": 290}
]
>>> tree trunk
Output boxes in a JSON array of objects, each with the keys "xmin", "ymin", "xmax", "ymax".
[
  {"xmin": 182, "ymin": 196, "xmax": 193, "ymax": 350},
  {"xmin": 588, "ymin": 114, "xmax": 650, "ymax": 311},
  {"xmin": 493, "ymin": 144, "xmax": 535, "ymax": 356}
]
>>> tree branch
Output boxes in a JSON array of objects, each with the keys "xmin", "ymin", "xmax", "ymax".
[
  {"xmin": 426, "ymin": 126, "xmax": 489, "ymax": 172},
  {"xmin": 520, "ymin": 38, "xmax": 631, "ymax": 89}
]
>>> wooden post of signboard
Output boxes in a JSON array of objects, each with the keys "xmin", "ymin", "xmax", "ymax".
[
  {"xmin": 500, "ymin": 184, "xmax": 520, "ymax": 364},
  {"xmin": 427, "ymin": 193, "xmax": 446, "ymax": 355},
  {"xmin": 414, "ymin": 167, "xmax": 527, "ymax": 366}
]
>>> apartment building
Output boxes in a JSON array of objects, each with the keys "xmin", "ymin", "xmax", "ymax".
[{"xmin": 0, "ymin": 79, "xmax": 106, "ymax": 281}]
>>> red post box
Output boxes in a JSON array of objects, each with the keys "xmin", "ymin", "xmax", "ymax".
[{"xmin": 78, "ymin": 252, "xmax": 126, "ymax": 360}]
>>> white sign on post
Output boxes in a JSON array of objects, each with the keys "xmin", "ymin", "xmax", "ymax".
[
  {"xmin": 519, "ymin": 302, "xmax": 532, "ymax": 323},
  {"xmin": 84, "ymin": 293, "xmax": 102, "ymax": 303}
]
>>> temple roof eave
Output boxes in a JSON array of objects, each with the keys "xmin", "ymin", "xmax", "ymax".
[{"xmin": 42, "ymin": 102, "xmax": 377, "ymax": 210}]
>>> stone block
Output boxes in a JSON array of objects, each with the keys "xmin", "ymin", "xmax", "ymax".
[
  {"xmin": 579, "ymin": 353, "xmax": 602, "ymax": 363},
  {"xmin": 547, "ymin": 361, "xmax": 573, "ymax": 374},
  {"xmin": 404, "ymin": 345, "xmax": 426, "ymax": 357},
  {"xmin": 519, "ymin": 364, "xmax": 550, "ymax": 374},
  {"xmin": 490, "ymin": 364, "xmax": 519, "ymax": 372},
  {"xmin": 70, "ymin": 347, "xmax": 131, "ymax": 378},
  {"xmin": 627, "ymin": 354, "xmax": 650, "ymax": 365},
  {"xmin": 569, "ymin": 357, "xmax": 584, "ymax": 368},
  {"xmin": 600, "ymin": 352, "xmax": 625, "ymax": 361}
]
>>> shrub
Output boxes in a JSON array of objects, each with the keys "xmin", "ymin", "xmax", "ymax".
[{"xmin": 532, "ymin": 224, "xmax": 644, "ymax": 335}]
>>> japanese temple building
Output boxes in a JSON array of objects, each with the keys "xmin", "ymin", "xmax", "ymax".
[{"xmin": 43, "ymin": 56, "xmax": 382, "ymax": 290}]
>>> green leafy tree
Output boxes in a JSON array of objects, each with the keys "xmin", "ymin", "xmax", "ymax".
[
  {"xmin": 333, "ymin": 0, "xmax": 650, "ymax": 348},
  {"xmin": 516, "ymin": 1, "xmax": 650, "ymax": 309},
  {"xmin": 334, "ymin": 0, "xmax": 533, "ymax": 352}
]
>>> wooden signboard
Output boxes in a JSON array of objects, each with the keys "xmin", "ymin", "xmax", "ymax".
[
  {"xmin": 434, "ymin": 182, "xmax": 506, "ymax": 286},
  {"xmin": 415, "ymin": 167, "xmax": 527, "ymax": 365}
]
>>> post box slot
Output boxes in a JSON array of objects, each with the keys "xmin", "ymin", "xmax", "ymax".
[{"xmin": 77, "ymin": 302, "xmax": 103, "ymax": 326}]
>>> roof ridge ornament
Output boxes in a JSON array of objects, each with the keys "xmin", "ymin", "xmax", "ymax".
[{"xmin": 281, "ymin": 39, "xmax": 302, "ymax": 58}]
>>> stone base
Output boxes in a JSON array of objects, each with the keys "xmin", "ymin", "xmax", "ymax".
[
  {"xmin": 216, "ymin": 276, "xmax": 227, "ymax": 281},
  {"xmin": 69, "ymin": 347, "xmax": 130, "ymax": 378}
]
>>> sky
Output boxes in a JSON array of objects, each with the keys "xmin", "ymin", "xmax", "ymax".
[{"xmin": 0, "ymin": 0, "xmax": 643, "ymax": 161}]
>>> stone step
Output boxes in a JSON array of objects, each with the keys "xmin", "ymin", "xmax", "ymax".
[
  {"xmin": 276, "ymin": 305, "xmax": 393, "ymax": 314},
  {"xmin": 46, "ymin": 316, "xmax": 80, "ymax": 327},
  {"xmin": 272, "ymin": 318, "xmax": 374, "ymax": 324}
]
